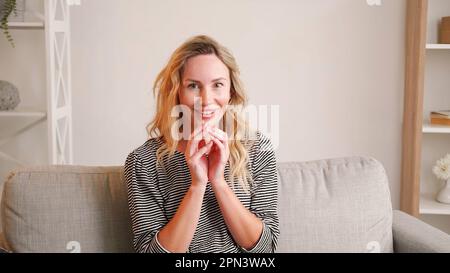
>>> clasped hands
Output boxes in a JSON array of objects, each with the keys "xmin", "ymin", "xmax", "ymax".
[{"xmin": 184, "ymin": 123, "xmax": 230, "ymax": 187}]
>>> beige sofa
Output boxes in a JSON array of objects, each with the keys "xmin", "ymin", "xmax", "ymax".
[{"xmin": 1, "ymin": 156, "xmax": 450, "ymax": 253}]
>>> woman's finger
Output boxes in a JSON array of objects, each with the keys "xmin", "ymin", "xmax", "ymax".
[
  {"xmin": 191, "ymin": 141, "xmax": 213, "ymax": 161},
  {"xmin": 186, "ymin": 126, "xmax": 205, "ymax": 156},
  {"xmin": 190, "ymin": 124, "xmax": 204, "ymax": 140},
  {"xmin": 210, "ymin": 133, "xmax": 225, "ymax": 153},
  {"xmin": 207, "ymin": 127, "xmax": 227, "ymax": 143},
  {"xmin": 203, "ymin": 127, "xmax": 212, "ymax": 145}
]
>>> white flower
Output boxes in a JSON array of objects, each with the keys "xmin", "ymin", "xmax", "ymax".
[{"xmin": 433, "ymin": 154, "xmax": 450, "ymax": 181}]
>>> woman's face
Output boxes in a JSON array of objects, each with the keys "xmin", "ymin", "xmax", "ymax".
[{"xmin": 178, "ymin": 54, "xmax": 231, "ymax": 131}]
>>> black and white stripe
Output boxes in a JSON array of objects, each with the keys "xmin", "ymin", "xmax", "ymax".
[{"xmin": 124, "ymin": 131, "xmax": 279, "ymax": 253}]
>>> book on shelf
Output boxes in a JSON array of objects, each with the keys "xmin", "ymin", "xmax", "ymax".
[{"xmin": 430, "ymin": 110, "xmax": 450, "ymax": 126}]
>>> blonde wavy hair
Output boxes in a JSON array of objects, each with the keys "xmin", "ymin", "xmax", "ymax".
[{"xmin": 147, "ymin": 35, "xmax": 256, "ymax": 192}]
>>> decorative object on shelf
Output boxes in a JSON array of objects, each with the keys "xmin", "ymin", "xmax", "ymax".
[
  {"xmin": 0, "ymin": 0, "xmax": 25, "ymax": 47},
  {"xmin": 0, "ymin": 80, "xmax": 20, "ymax": 110},
  {"xmin": 433, "ymin": 154, "xmax": 450, "ymax": 204},
  {"xmin": 440, "ymin": 16, "xmax": 450, "ymax": 44},
  {"xmin": 430, "ymin": 110, "xmax": 450, "ymax": 126}
]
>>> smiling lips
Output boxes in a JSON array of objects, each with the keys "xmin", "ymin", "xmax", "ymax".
[{"xmin": 196, "ymin": 109, "xmax": 217, "ymax": 120}]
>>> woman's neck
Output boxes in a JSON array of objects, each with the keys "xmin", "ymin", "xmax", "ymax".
[{"xmin": 176, "ymin": 140, "xmax": 188, "ymax": 154}]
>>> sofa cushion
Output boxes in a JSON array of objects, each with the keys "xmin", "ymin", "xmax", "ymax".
[
  {"xmin": 276, "ymin": 156, "xmax": 393, "ymax": 253},
  {"xmin": 1, "ymin": 165, "xmax": 133, "ymax": 253}
]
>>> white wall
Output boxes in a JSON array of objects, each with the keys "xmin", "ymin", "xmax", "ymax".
[{"xmin": 69, "ymin": 0, "xmax": 406, "ymax": 209}]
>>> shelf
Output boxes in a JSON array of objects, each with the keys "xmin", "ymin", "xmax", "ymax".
[
  {"xmin": 0, "ymin": 108, "xmax": 46, "ymax": 117},
  {"xmin": 420, "ymin": 192, "xmax": 450, "ymax": 215},
  {"xmin": 0, "ymin": 109, "xmax": 47, "ymax": 139},
  {"xmin": 0, "ymin": 1, "xmax": 73, "ymax": 166},
  {"xmin": 422, "ymin": 123, "xmax": 450, "ymax": 134},
  {"xmin": 0, "ymin": 22, "xmax": 45, "ymax": 29},
  {"xmin": 426, "ymin": 44, "xmax": 450, "ymax": 50}
]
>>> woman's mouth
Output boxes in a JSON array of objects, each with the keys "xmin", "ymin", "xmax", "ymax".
[{"xmin": 197, "ymin": 110, "xmax": 216, "ymax": 120}]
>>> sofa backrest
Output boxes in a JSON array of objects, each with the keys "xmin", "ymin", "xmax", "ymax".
[
  {"xmin": 1, "ymin": 165, "xmax": 134, "ymax": 253},
  {"xmin": 1, "ymin": 156, "xmax": 393, "ymax": 253},
  {"xmin": 276, "ymin": 156, "xmax": 393, "ymax": 252}
]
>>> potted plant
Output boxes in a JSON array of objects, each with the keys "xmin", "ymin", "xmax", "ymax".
[{"xmin": 1, "ymin": 0, "xmax": 20, "ymax": 47}]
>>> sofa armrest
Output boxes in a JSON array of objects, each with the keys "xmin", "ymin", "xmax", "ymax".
[
  {"xmin": 0, "ymin": 232, "xmax": 5, "ymax": 249},
  {"xmin": 392, "ymin": 210, "xmax": 450, "ymax": 253},
  {"xmin": 0, "ymin": 232, "xmax": 12, "ymax": 253}
]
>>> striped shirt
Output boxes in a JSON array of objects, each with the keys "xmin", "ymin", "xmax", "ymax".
[{"xmin": 124, "ymin": 131, "xmax": 279, "ymax": 253}]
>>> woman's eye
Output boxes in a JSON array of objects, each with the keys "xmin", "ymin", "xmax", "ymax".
[
  {"xmin": 214, "ymin": 82, "xmax": 224, "ymax": 88},
  {"xmin": 188, "ymin": 83, "xmax": 199, "ymax": 90}
]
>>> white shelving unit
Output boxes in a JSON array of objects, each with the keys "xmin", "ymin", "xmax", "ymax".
[
  {"xmin": 0, "ymin": 108, "xmax": 46, "ymax": 165},
  {"xmin": 0, "ymin": 0, "xmax": 73, "ymax": 166},
  {"xmin": 8, "ymin": 22, "xmax": 45, "ymax": 29},
  {"xmin": 419, "ymin": 0, "xmax": 450, "ymax": 217},
  {"xmin": 423, "ymin": 123, "xmax": 450, "ymax": 134},
  {"xmin": 0, "ymin": 108, "xmax": 47, "ymax": 141},
  {"xmin": 426, "ymin": 43, "xmax": 450, "ymax": 49}
]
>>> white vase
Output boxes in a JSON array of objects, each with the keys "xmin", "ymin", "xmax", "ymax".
[{"xmin": 436, "ymin": 179, "xmax": 450, "ymax": 204}]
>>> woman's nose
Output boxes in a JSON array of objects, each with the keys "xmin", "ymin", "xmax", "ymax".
[{"xmin": 200, "ymin": 88, "xmax": 212, "ymax": 104}]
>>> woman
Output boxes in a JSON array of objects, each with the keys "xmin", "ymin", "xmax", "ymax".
[{"xmin": 124, "ymin": 35, "xmax": 279, "ymax": 253}]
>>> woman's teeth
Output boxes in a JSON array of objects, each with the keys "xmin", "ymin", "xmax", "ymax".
[{"xmin": 200, "ymin": 110, "xmax": 215, "ymax": 117}]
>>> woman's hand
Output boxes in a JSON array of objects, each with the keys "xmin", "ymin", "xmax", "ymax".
[
  {"xmin": 206, "ymin": 127, "xmax": 230, "ymax": 185},
  {"xmin": 184, "ymin": 125, "xmax": 213, "ymax": 187}
]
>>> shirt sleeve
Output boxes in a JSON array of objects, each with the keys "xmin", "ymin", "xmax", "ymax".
[
  {"xmin": 124, "ymin": 151, "xmax": 171, "ymax": 253},
  {"xmin": 239, "ymin": 133, "xmax": 280, "ymax": 253}
]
